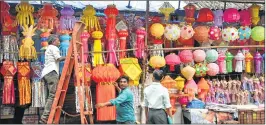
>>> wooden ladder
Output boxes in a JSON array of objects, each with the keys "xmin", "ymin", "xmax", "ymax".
[{"xmin": 47, "ymin": 21, "xmax": 93, "ymax": 124}]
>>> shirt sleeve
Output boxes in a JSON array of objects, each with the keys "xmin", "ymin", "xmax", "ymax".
[
  {"xmin": 144, "ymin": 89, "xmax": 149, "ymax": 107},
  {"xmin": 52, "ymin": 47, "xmax": 61, "ymax": 60},
  {"xmin": 110, "ymin": 92, "xmax": 128, "ymax": 106},
  {"xmin": 163, "ymin": 89, "xmax": 172, "ymax": 109}
]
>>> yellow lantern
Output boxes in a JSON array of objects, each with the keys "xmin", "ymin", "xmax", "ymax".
[
  {"xmin": 149, "ymin": 56, "xmax": 166, "ymax": 69},
  {"xmin": 181, "ymin": 65, "xmax": 195, "ymax": 80},
  {"xmin": 119, "ymin": 58, "xmax": 142, "ymax": 86},
  {"xmin": 249, "ymin": 4, "xmax": 261, "ymax": 26},
  {"xmin": 175, "ymin": 76, "xmax": 185, "ymax": 91},
  {"xmin": 150, "ymin": 23, "xmax": 165, "ymax": 39},
  {"xmin": 80, "ymin": 5, "xmax": 101, "ymax": 32},
  {"xmin": 159, "ymin": 2, "xmax": 175, "ymax": 21},
  {"xmin": 245, "ymin": 52, "xmax": 253, "ymax": 73}
]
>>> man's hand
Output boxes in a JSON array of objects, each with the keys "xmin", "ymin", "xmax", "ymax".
[
  {"xmin": 113, "ymin": 82, "xmax": 119, "ymax": 88},
  {"xmin": 95, "ymin": 103, "xmax": 105, "ymax": 108}
]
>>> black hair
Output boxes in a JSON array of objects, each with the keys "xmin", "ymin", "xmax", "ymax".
[
  {"xmin": 47, "ymin": 34, "xmax": 58, "ymax": 44},
  {"xmin": 118, "ymin": 76, "xmax": 129, "ymax": 83},
  {"xmin": 153, "ymin": 69, "xmax": 164, "ymax": 81}
]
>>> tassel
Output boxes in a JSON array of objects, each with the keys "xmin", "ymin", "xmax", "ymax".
[
  {"xmin": 107, "ymin": 35, "xmax": 118, "ymax": 65},
  {"xmin": 17, "ymin": 62, "xmax": 31, "ymax": 106},
  {"xmin": 80, "ymin": 5, "xmax": 101, "ymax": 32},
  {"xmin": 19, "ymin": 25, "xmax": 37, "ymax": 60},
  {"xmin": 92, "ymin": 31, "xmax": 104, "ymax": 67},
  {"xmin": 234, "ymin": 51, "xmax": 245, "ymax": 72},
  {"xmin": 59, "ymin": 34, "xmax": 71, "ymax": 74},
  {"xmin": 118, "ymin": 29, "xmax": 128, "ymax": 59}
]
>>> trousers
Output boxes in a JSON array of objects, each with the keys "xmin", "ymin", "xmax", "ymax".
[
  {"xmin": 40, "ymin": 71, "xmax": 59, "ymax": 123},
  {"xmin": 147, "ymin": 109, "xmax": 168, "ymax": 124},
  {"xmin": 117, "ymin": 121, "xmax": 136, "ymax": 124}
]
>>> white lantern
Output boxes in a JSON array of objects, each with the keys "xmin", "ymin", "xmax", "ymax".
[{"xmin": 164, "ymin": 24, "xmax": 181, "ymax": 41}]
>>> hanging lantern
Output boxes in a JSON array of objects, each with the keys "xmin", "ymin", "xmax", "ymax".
[
  {"xmin": 181, "ymin": 65, "xmax": 195, "ymax": 80},
  {"xmin": 196, "ymin": 8, "xmax": 214, "ymax": 22},
  {"xmin": 213, "ymin": 10, "xmax": 223, "ymax": 27},
  {"xmin": 251, "ymin": 26, "xmax": 265, "ymax": 42},
  {"xmin": 206, "ymin": 49, "xmax": 218, "ymax": 63},
  {"xmin": 209, "ymin": 26, "xmax": 221, "ymax": 41},
  {"xmin": 161, "ymin": 75, "xmax": 176, "ymax": 89},
  {"xmin": 184, "ymin": 79, "xmax": 197, "ymax": 101},
  {"xmin": 180, "ymin": 25, "xmax": 194, "ymax": 40},
  {"xmin": 118, "ymin": 29, "xmax": 128, "ymax": 59},
  {"xmin": 80, "ymin": 5, "xmax": 101, "ymax": 32},
  {"xmin": 184, "ymin": 3, "xmax": 196, "ymax": 25},
  {"xmin": 249, "ymin": 4, "xmax": 261, "ymax": 26},
  {"xmin": 193, "ymin": 26, "xmax": 209, "ymax": 43},
  {"xmin": 92, "ymin": 31, "xmax": 104, "ymax": 67},
  {"xmin": 170, "ymin": 98, "xmax": 177, "ymax": 114},
  {"xmin": 0, "ymin": 1, "xmax": 10, "ymax": 24},
  {"xmin": 17, "ymin": 62, "xmax": 31, "ymax": 106},
  {"xmin": 234, "ymin": 50, "xmax": 245, "ymax": 73},
  {"xmin": 254, "ymin": 52, "xmax": 262, "ymax": 74},
  {"xmin": 59, "ymin": 34, "xmax": 72, "ymax": 74},
  {"xmin": 217, "ymin": 53, "xmax": 227, "ymax": 74},
  {"xmin": 150, "ymin": 23, "xmax": 165, "ymax": 39},
  {"xmin": 164, "ymin": 24, "xmax": 181, "ymax": 41},
  {"xmin": 179, "ymin": 50, "xmax": 193, "ymax": 63},
  {"xmin": 194, "ymin": 63, "xmax": 208, "ymax": 77},
  {"xmin": 159, "ymin": 2, "xmax": 175, "ymax": 21},
  {"xmin": 223, "ymin": 8, "xmax": 240, "ymax": 23},
  {"xmin": 238, "ymin": 26, "xmax": 251, "ymax": 43},
  {"xmin": 197, "ymin": 78, "xmax": 210, "ymax": 101},
  {"xmin": 39, "ymin": 30, "xmax": 51, "ymax": 64},
  {"xmin": 37, "ymin": 3, "xmax": 58, "ymax": 30},
  {"xmin": 222, "ymin": 27, "xmax": 239, "ymax": 42},
  {"xmin": 245, "ymin": 52, "xmax": 253, "ymax": 73},
  {"xmin": 178, "ymin": 94, "xmax": 189, "ymax": 107},
  {"xmin": 15, "ymin": 2, "xmax": 34, "ymax": 26},
  {"xmin": 193, "ymin": 50, "xmax": 206, "ymax": 63},
  {"xmin": 178, "ymin": 37, "xmax": 194, "ymax": 47},
  {"xmin": 165, "ymin": 53, "xmax": 181, "ymax": 71},
  {"xmin": 19, "ymin": 25, "xmax": 37, "ymax": 60},
  {"xmin": 119, "ymin": 58, "xmax": 142, "ymax": 86},
  {"xmin": 59, "ymin": 5, "xmax": 76, "ymax": 33},
  {"xmin": 92, "ymin": 64, "xmax": 121, "ymax": 83},
  {"xmin": 207, "ymin": 63, "xmax": 219, "ymax": 76},
  {"xmin": 239, "ymin": 9, "xmax": 251, "ymax": 26},
  {"xmin": 135, "ymin": 27, "xmax": 146, "ymax": 59},
  {"xmin": 225, "ymin": 52, "xmax": 234, "ymax": 73},
  {"xmin": 149, "ymin": 56, "xmax": 166, "ymax": 69},
  {"xmin": 175, "ymin": 76, "xmax": 185, "ymax": 92},
  {"xmin": 81, "ymin": 30, "xmax": 90, "ymax": 63}
]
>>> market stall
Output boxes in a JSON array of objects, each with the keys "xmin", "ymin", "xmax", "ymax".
[{"xmin": 0, "ymin": 0, "xmax": 265, "ymax": 124}]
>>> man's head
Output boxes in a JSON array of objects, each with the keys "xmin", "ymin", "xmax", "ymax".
[
  {"xmin": 47, "ymin": 34, "xmax": 60, "ymax": 47},
  {"xmin": 152, "ymin": 69, "xmax": 164, "ymax": 82},
  {"xmin": 118, "ymin": 76, "xmax": 129, "ymax": 90}
]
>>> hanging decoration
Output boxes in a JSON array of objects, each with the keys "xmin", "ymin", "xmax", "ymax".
[
  {"xmin": 0, "ymin": 61, "xmax": 17, "ymax": 104},
  {"xmin": 119, "ymin": 58, "xmax": 142, "ymax": 86},
  {"xmin": 245, "ymin": 52, "xmax": 253, "ymax": 73},
  {"xmin": 196, "ymin": 8, "xmax": 214, "ymax": 22},
  {"xmin": 234, "ymin": 50, "xmax": 245, "ymax": 73},
  {"xmin": 19, "ymin": 25, "xmax": 37, "ymax": 60},
  {"xmin": 59, "ymin": 34, "xmax": 72, "ymax": 74},
  {"xmin": 254, "ymin": 52, "xmax": 262, "ymax": 74},
  {"xmin": 251, "ymin": 26, "xmax": 265, "ymax": 42},
  {"xmin": 59, "ymin": 5, "xmax": 76, "ymax": 33},
  {"xmin": 175, "ymin": 76, "xmax": 185, "ymax": 92},
  {"xmin": 179, "ymin": 50, "xmax": 193, "ymax": 64},
  {"xmin": 81, "ymin": 30, "xmax": 90, "ymax": 62},
  {"xmin": 40, "ymin": 30, "xmax": 51, "ymax": 64},
  {"xmin": 180, "ymin": 25, "xmax": 194, "ymax": 40},
  {"xmin": 159, "ymin": 2, "xmax": 175, "ymax": 21},
  {"xmin": 118, "ymin": 29, "xmax": 128, "ymax": 59},
  {"xmin": 161, "ymin": 75, "xmax": 177, "ymax": 114},
  {"xmin": 207, "ymin": 63, "xmax": 219, "ymax": 76},
  {"xmin": 183, "ymin": 3, "xmax": 196, "ymax": 25},
  {"xmin": 193, "ymin": 50, "xmax": 206, "ymax": 63},
  {"xmin": 37, "ymin": 3, "xmax": 58, "ymax": 30},
  {"xmin": 222, "ymin": 27, "xmax": 239, "ymax": 42},
  {"xmin": 194, "ymin": 63, "xmax": 208, "ymax": 77},
  {"xmin": 0, "ymin": 35, "xmax": 19, "ymax": 64},
  {"xmin": 165, "ymin": 53, "xmax": 181, "ymax": 71},
  {"xmin": 80, "ymin": 5, "xmax": 101, "ymax": 32},
  {"xmin": 217, "ymin": 52, "xmax": 227, "ymax": 74},
  {"xmin": 181, "ymin": 65, "xmax": 195, "ymax": 80},
  {"xmin": 238, "ymin": 26, "xmax": 251, "ymax": 43},
  {"xmin": 178, "ymin": 37, "xmax": 194, "ymax": 47},
  {"xmin": 0, "ymin": 1, "xmax": 10, "ymax": 25},
  {"xmin": 164, "ymin": 24, "xmax": 180, "ymax": 41},
  {"xmin": 150, "ymin": 23, "xmax": 165, "ymax": 56},
  {"xmin": 208, "ymin": 26, "xmax": 221, "ymax": 41},
  {"xmin": 213, "ymin": 10, "xmax": 223, "ymax": 27},
  {"xmin": 135, "ymin": 27, "xmax": 146, "ymax": 59},
  {"xmin": 92, "ymin": 31, "xmax": 104, "ymax": 67},
  {"xmin": 15, "ymin": 1, "xmax": 34, "ymax": 26},
  {"xmin": 223, "ymin": 8, "xmax": 240, "ymax": 23},
  {"xmin": 197, "ymin": 78, "xmax": 210, "ymax": 101},
  {"xmin": 239, "ymin": 9, "xmax": 251, "ymax": 26},
  {"xmin": 206, "ymin": 49, "xmax": 218, "ymax": 63},
  {"xmin": 149, "ymin": 56, "xmax": 166, "ymax": 69},
  {"xmin": 184, "ymin": 79, "xmax": 197, "ymax": 102},
  {"xmin": 193, "ymin": 26, "xmax": 209, "ymax": 43},
  {"xmin": 17, "ymin": 62, "xmax": 31, "ymax": 106},
  {"xmin": 249, "ymin": 4, "xmax": 261, "ymax": 26},
  {"xmin": 225, "ymin": 51, "xmax": 234, "ymax": 73}
]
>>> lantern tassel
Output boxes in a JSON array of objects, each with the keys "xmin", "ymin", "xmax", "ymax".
[
  {"xmin": 2, "ymin": 77, "xmax": 15, "ymax": 104},
  {"xmin": 108, "ymin": 39, "xmax": 118, "ymax": 65},
  {"xmin": 93, "ymin": 39, "xmax": 104, "ymax": 66},
  {"xmin": 119, "ymin": 37, "xmax": 126, "ymax": 59}
]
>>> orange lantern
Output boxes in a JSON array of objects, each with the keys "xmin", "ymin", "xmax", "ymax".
[
  {"xmin": 197, "ymin": 78, "xmax": 210, "ymax": 101},
  {"xmin": 245, "ymin": 52, "xmax": 253, "ymax": 73},
  {"xmin": 149, "ymin": 56, "xmax": 166, "ymax": 69},
  {"xmin": 193, "ymin": 26, "xmax": 209, "ymax": 43},
  {"xmin": 161, "ymin": 75, "xmax": 176, "ymax": 89}
]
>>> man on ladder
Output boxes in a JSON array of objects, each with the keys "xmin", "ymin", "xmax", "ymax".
[{"xmin": 39, "ymin": 34, "xmax": 66, "ymax": 124}]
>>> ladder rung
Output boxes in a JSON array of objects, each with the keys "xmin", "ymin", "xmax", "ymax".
[
  {"xmin": 61, "ymin": 90, "xmax": 66, "ymax": 92},
  {"xmin": 84, "ymin": 111, "xmax": 93, "ymax": 115},
  {"xmin": 56, "ymin": 106, "xmax": 62, "ymax": 109}
]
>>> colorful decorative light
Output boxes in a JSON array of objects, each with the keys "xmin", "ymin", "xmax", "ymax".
[
  {"xmin": 193, "ymin": 26, "xmax": 209, "ymax": 43},
  {"xmin": 197, "ymin": 78, "xmax": 210, "ymax": 101},
  {"xmin": 118, "ymin": 29, "xmax": 128, "ymax": 59},
  {"xmin": 164, "ymin": 24, "xmax": 180, "ymax": 41},
  {"xmin": 165, "ymin": 53, "xmax": 181, "ymax": 71},
  {"xmin": 159, "ymin": 2, "xmax": 175, "ymax": 21},
  {"xmin": 161, "ymin": 75, "xmax": 176, "ymax": 89},
  {"xmin": 37, "ymin": 3, "xmax": 59, "ymax": 30},
  {"xmin": 206, "ymin": 49, "xmax": 218, "ymax": 63},
  {"xmin": 184, "ymin": 3, "xmax": 196, "ymax": 25},
  {"xmin": 175, "ymin": 76, "xmax": 185, "ymax": 92},
  {"xmin": 149, "ymin": 56, "xmax": 166, "ymax": 69},
  {"xmin": 119, "ymin": 58, "xmax": 142, "ymax": 86},
  {"xmin": 19, "ymin": 25, "xmax": 37, "ymax": 60},
  {"xmin": 80, "ymin": 5, "xmax": 101, "ymax": 32},
  {"xmin": 193, "ymin": 50, "xmax": 206, "ymax": 63},
  {"xmin": 251, "ymin": 26, "xmax": 265, "ymax": 42},
  {"xmin": 207, "ymin": 63, "xmax": 219, "ymax": 76},
  {"xmin": 254, "ymin": 52, "xmax": 262, "ymax": 74},
  {"xmin": 150, "ymin": 23, "xmax": 165, "ymax": 39},
  {"xmin": 245, "ymin": 52, "xmax": 253, "ymax": 73},
  {"xmin": 217, "ymin": 53, "xmax": 227, "ymax": 74},
  {"xmin": 180, "ymin": 25, "xmax": 194, "ymax": 40},
  {"xmin": 223, "ymin": 8, "xmax": 240, "ymax": 23},
  {"xmin": 222, "ymin": 27, "xmax": 239, "ymax": 42},
  {"xmin": 15, "ymin": 1, "xmax": 34, "ymax": 26},
  {"xmin": 249, "ymin": 4, "xmax": 261, "ymax": 26},
  {"xmin": 0, "ymin": 2, "xmax": 17, "ymax": 35},
  {"xmin": 208, "ymin": 26, "xmax": 221, "ymax": 41},
  {"xmin": 135, "ymin": 27, "xmax": 146, "ymax": 59},
  {"xmin": 225, "ymin": 51, "xmax": 234, "ymax": 73},
  {"xmin": 59, "ymin": 5, "xmax": 76, "ymax": 33},
  {"xmin": 184, "ymin": 79, "xmax": 197, "ymax": 101},
  {"xmin": 196, "ymin": 8, "xmax": 214, "ymax": 22},
  {"xmin": 17, "ymin": 62, "xmax": 31, "ymax": 106},
  {"xmin": 238, "ymin": 26, "xmax": 251, "ymax": 43},
  {"xmin": 179, "ymin": 50, "xmax": 193, "ymax": 63},
  {"xmin": 92, "ymin": 31, "xmax": 104, "ymax": 67},
  {"xmin": 81, "ymin": 30, "xmax": 90, "ymax": 62},
  {"xmin": 234, "ymin": 50, "xmax": 245, "ymax": 73},
  {"xmin": 239, "ymin": 9, "xmax": 251, "ymax": 26},
  {"xmin": 213, "ymin": 10, "xmax": 223, "ymax": 27},
  {"xmin": 92, "ymin": 64, "xmax": 121, "ymax": 83},
  {"xmin": 194, "ymin": 63, "xmax": 208, "ymax": 77},
  {"xmin": 59, "ymin": 34, "xmax": 72, "ymax": 74},
  {"xmin": 181, "ymin": 65, "xmax": 195, "ymax": 80},
  {"xmin": 0, "ymin": 1, "xmax": 10, "ymax": 24}
]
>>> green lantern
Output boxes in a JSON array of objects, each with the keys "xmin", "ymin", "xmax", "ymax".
[
  {"xmin": 251, "ymin": 26, "xmax": 265, "ymax": 41},
  {"xmin": 206, "ymin": 49, "xmax": 218, "ymax": 63},
  {"xmin": 225, "ymin": 52, "xmax": 234, "ymax": 73},
  {"xmin": 194, "ymin": 63, "xmax": 208, "ymax": 77}
]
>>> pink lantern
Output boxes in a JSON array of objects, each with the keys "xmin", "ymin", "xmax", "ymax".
[
  {"xmin": 178, "ymin": 95, "xmax": 189, "ymax": 107},
  {"xmin": 209, "ymin": 26, "xmax": 221, "ymax": 41},
  {"xmin": 184, "ymin": 79, "xmax": 198, "ymax": 101},
  {"xmin": 239, "ymin": 9, "xmax": 251, "ymax": 26},
  {"xmin": 193, "ymin": 50, "xmax": 206, "ymax": 63},
  {"xmin": 179, "ymin": 50, "xmax": 193, "ymax": 63},
  {"xmin": 165, "ymin": 53, "xmax": 181, "ymax": 71},
  {"xmin": 180, "ymin": 25, "xmax": 195, "ymax": 40},
  {"xmin": 80, "ymin": 31, "xmax": 90, "ymax": 62},
  {"xmin": 223, "ymin": 8, "xmax": 240, "ymax": 23},
  {"xmin": 207, "ymin": 63, "xmax": 219, "ymax": 76},
  {"xmin": 135, "ymin": 27, "xmax": 146, "ymax": 59}
]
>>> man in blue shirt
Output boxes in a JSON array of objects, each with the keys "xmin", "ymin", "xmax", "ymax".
[{"xmin": 95, "ymin": 76, "xmax": 136, "ymax": 124}]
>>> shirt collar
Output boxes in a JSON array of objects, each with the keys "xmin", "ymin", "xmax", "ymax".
[{"xmin": 151, "ymin": 82, "xmax": 161, "ymax": 85}]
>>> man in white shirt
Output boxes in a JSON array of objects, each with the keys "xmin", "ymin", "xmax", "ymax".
[
  {"xmin": 144, "ymin": 69, "xmax": 172, "ymax": 124},
  {"xmin": 39, "ymin": 34, "xmax": 65, "ymax": 124}
]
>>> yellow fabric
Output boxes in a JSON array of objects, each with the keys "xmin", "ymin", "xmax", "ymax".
[
  {"xmin": 120, "ymin": 58, "xmax": 142, "ymax": 86},
  {"xmin": 93, "ymin": 40, "xmax": 104, "ymax": 67},
  {"xmin": 19, "ymin": 37, "xmax": 37, "ymax": 60},
  {"xmin": 18, "ymin": 77, "xmax": 31, "ymax": 105}
]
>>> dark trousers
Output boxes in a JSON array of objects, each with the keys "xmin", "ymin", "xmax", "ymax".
[
  {"xmin": 117, "ymin": 121, "xmax": 136, "ymax": 124},
  {"xmin": 147, "ymin": 109, "xmax": 168, "ymax": 124},
  {"xmin": 40, "ymin": 71, "xmax": 59, "ymax": 123}
]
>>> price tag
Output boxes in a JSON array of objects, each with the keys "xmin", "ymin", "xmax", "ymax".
[{"xmin": 116, "ymin": 21, "xmax": 128, "ymax": 31}]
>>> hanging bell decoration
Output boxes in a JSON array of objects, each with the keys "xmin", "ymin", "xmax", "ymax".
[
  {"xmin": 80, "ymin": 5, "xmax": 101, "ymax": 32},
  {"xmin": 184, "ymin": 3, "xmax": 196, "ymax": 25},
  {"xmin": 249, "ymin": 4, "xmax": 261, "ymax": 26},
  {"xmin": 245, "ymin": 52, "xmax": 253, "ymax": 73},
  {"xmin": 159, "ymin": 2, "xmax": 175, "ymax": 21},
  {"xmin": 37, "ymin": 3, "xmax": 59, "ymax": 30},
  {"xmin": 59, "ymin": 5, "xmax": 76, "ymax": 33},
  {"xmin": 149, "ymin": 56, "xmax": 166, "ymax": 69},
  {"xmin": 165, "ymin": 53, "xmax": 181, "ymax": 71},
  {"xmin": 175, "ymin": 76, "xmax": 185, "ymax": 92},
  {"xmin": 135, "ymin": 27, "xmax": 146, "ymax": 59},
  {"xmin": 15, "ymin": 2, "xmax": 34, "ymax": 26}
]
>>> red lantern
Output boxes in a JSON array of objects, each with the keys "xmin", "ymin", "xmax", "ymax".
[
  {"xmin": 118, "ymin": 29, "xmax": 128, "ymax": 59},
  {"xmin": 184, "ymin": 3, "xmax": 196, "ymax": 25},
  {"xmin": 197, "ymin": 8, "xmax": 214, "ymax": 22},
  {"xmin": 178, "ymin": 37, "xmax": 194, "ymax": 47},
  {"xmin": 179, "ymin": 50, "xmax": 193, "ymax": 63},
  {"xmin": 178, "ymin": 94, "xmax": 189, "ymax": 107},
  {"xmin": 92, "ymin": 64, "xmax": 121, "ymax": 83},
  {"xmin": 0, "ymin": 1, "xmax": 10, "ymax": 24},
  {"xmin": 135, "ymin": 27, "xmax": 146, "ymax": 59},
  {"xmin": 165, "ymin": 53, "xmax": 181, "ymax": 71},
  {"xmin": 37, "ymin": 3, "xmax": 59, "ymax": 30}
]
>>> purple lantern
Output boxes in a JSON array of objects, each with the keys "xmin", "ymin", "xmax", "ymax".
[
  {"xmin": 254, "ymin": 52, "xmax": 262, "ymax": 74},
  {"xmin": 59, "ymin": 5, "xmax": 76, "ymax": 31},
  {"xmin": 213, "ymin": 10, "xmax": 223, "ymax": 27}
]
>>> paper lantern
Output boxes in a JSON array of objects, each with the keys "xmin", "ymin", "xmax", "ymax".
[
  {"xmin": 161, "ymin": 75, "xmax": 176, "ymax": 89},
  {"xmin": 225, "ymin": 52, "xmax": 234, "ymax": 73},
  {"xmin": 239, "ymin": 9, "xmax": 251, "ymax": 26},
  {"xmin": 118, "ymin": 29, "xmax": 128, "ymax": 59},
  {"xmin": 184, "ymin": 79, "xmax": 197, "ymax": 101},
  {"xmin": 15, "ymin": 2, "xmax": 34, "ymax": 26},
  {"xmin": 37, "ymin": 3, "xmax": 58, "ymax": 30},
  {"xmin": 194, "ymin": 63, "xmax": 208, "ymax": 77},
  {"xmin": 196, "ymin": 8, "xmax": 214, "ymax": 22},
  {"xmin": 80, "ymin": 5, "xmax": 101, "ymax": 32},
  {"xmin": 251, "ymin": 26, "xmax": 265, "ymax": 41},
  {"xmin": 175, "ymin": 76, "xmax": 185, "ymax": 91},
  {"xmin": 254, "ymin": 52, "xmax": 262, "ymax": 74},
  {"xmin": 81, "ymin": 30, "xmax": 90, "ymax": 62},
  {"xmin": 165, "ymin": 53, "xmax": 181, "ymax": 71},
  {"xmin": 234, "ymin": 51, "xmax": 245, "ymax": 73},
  {"xmin": 150, "ymin": 23, "xmax": 165, "ymax": 39},
  {"xmin": 197, "ymin": 78, "xmax": 210, "ymax": 101},
  {"xmin": 59, "ymin": 5, "xmax": 76, "ymax": 32},
  {"xmin": 164, "ymin": 24, "xmax": 180, "ymax": 41},
  {"xmin": 104, "ymin": 4, "xmax": 119, "ymax": 39},
  {"xmin": 92, "ymin": 31, "xmax": 104, "ymax": 66},
  {"xmin": 193, "ymin": 50, "xmax": 206, "ymax": 63},
  {"xmin": 207, "ymin": 63, "xmax": 219, "ymax": 76},
  {"xmin": 181, "ymin": 66, "xmax": 195, "ymax": 80},
  {"xmin": 135, "ymin": 27, "xmax": 146, "ymax": 59},
  {"xmin": 249, "ymin": 4, "xmax": 261, "ymax": 26},
  {"xmin": 193, "ymin": 26, "xmax": 209, "ymax": 43},
  {"xmin": 119, "ymin": 58, "xmax": 142, "ymax": 86},
  {"xmin": 213, "ymin": 10, "xmax": 223, "ymax": 27},
  {"xmin": 0, "ymin": 1, "xmax": 10, "ymax": 24},
  {"xmin": 222, "ymin": 27, "xmax": 239, "ymax": 42},
  {"xmin": 238, "ymin": 26, "xmax": 251, "ymax": 41},
  {"xmin": 178, "ymin": 95, "xmax": 189, "ymax": 107},
  {"xmin": 179, "ymin": 50, "xmax": 193, "ymax": 63},
  {"xmin": 206, "ymin": 49, "xmax": 218, "ymax": 63},
  {"xmin": 92, "ymin": 64, "xmax": 121, "ymax": 83},
  {"xmin": 209, "ymin": 26, "xmax": 221, "ymax": 41},
  {"xmin": 159, "ymin": 2, "xmax": 175, "ymax": 21},
  {"xmin": 19, "ymin": 25, "xmax": 37, "ymax": 60},
  {"xmin": 217, "ymin": 53, "xmax": 227, "ymax": 74},
  {"xmin": 178, "ymin": 37, "xmax": 194, "ymax": 47},
  {"xmin": 245, "ymin": 52, "xmax": 253, "ymax": 73},
  {"xmin": 149, "ymin": 56, "xmax": 166, "ymax": 69},
  {"xmin": 180, "ymin": 25, "xmax": 194, "ymax": 40},
  {"xmin": 184, "ymin": 3, "xmax": 196, "ymax": 25},
  {"xmin": 223, "ymin": 8, "xmax": 240, "ymax": 23}
]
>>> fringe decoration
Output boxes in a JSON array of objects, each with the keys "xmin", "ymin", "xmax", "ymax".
[
  {"xmin": 151, "ymin": 44, "xmax": 164, "ymax": 57},
  {"xmin": 59, "ymin": 34, "xmax": 71, "ymax": 74},
  {"xmin": 1, "ymin": 35, "xmax": 19, "ymax": 64},
  {"xmin": 75, "ymin": 86, "xmax": 91, "ymax": 113},
  {"xmin": 93, "ymin": 39, "xmax": 104, "ymax": 67},
  {"xmin": 17, "ymin": 62, "xmax": 31, "ymax": 106}
]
